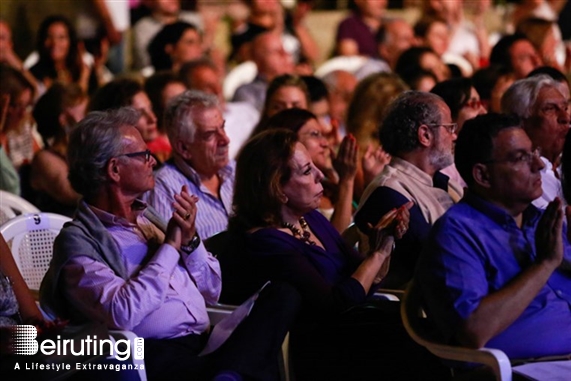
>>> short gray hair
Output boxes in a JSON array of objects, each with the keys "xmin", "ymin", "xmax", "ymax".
[
  {"xmin": 501, "ymin": 74, "xmax": 564, "ymax": 118},
  {"xmin": 68, "ymin": 107, "xmax": 139, "ymax": 201},
  {"xmin": 379, "ymin": 91, "xmax": 445, "ymax": 155},
  {"xmin": 163, "ymin": 90, "xmax": 220, "ymax": 145}
]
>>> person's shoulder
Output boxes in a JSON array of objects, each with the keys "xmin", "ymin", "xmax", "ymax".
[
  {"xmin": 154, "ymin": 161, "xmax": 183, "ymax": 179},
  {"xmin": 338, "ymin": 12, "xmax": 360, "ymax": 28},
  {"xmin": 430, "ymin": 201, "xmax": 480, "ymax": 235}
]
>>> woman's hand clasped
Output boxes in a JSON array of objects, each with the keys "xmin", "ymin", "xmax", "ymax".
[{"xmin": 366, "ymin": 201, "xmax": 413, "ymax": 255}]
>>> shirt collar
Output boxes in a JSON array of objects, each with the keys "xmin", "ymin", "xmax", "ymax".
[
  {"xmin": 391, "ymin": 157, "xmax": 450, "ymax": 191},
  {"xmin": 173, "ymin": 156, "xmax": 234, "ymax": 185},
  {"xmin": 462, "ymin": 191, "xmax": 541, "ymax": 228},
  {"xmin": 89, "ymin": 200, "xmax": 148, "ymax": 228}
]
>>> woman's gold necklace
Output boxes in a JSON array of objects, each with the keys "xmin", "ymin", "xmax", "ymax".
[{"xmin": 281, "ymin": 216, "xmax": 316, "ymax": 246}]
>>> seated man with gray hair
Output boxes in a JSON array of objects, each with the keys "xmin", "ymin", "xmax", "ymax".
[
  {"xmin": 501, "ymin": 74, "xmax": 570, "ymax": 208},
  {"xmin": 40, "ymin": 108, "xmax": 299, "ymax": 381},
  {"xmin": 145, "ymin": 90, "xmax": 234, "ymax": 239}
]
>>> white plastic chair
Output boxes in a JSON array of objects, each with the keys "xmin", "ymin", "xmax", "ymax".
[
  {"xmin": 0, "ymin": 212, "xmax": 70, "ymax": 294},
  {"xmin": 314, "ymin": 55, "xmax": 368, "ymax": 78},
  {"xmin": 223, "ymin": 60, "xmax": 258, "ymax": 101},
  {"xmin": 0, "ymin": 190, "xmax": 40, "ymax": 225},
  {"xmin": 401, "ymin": 280, "xmax": 512, "ymax": 381}
]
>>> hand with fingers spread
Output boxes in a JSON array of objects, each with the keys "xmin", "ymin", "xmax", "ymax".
[
  {"xmin": 535, "ymin": 198, "xmax": 564, "ymax": 269},
  {"xmin": 332, "ymin": 134, "xmax": 358, "ymax": 182},
  {"xmin": 165, "ymin": 185, "xmax": 199, "ymax": 251},
  {"xmin": 362, "ymin": 144, "xmax": 391, "ymax": 186}
]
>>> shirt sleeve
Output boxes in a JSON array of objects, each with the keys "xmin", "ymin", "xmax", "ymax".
[
  {"xmin": 62, "ymin": 243, "xmax": 180, "ymax": 331},
  {"xmin": 181, "ymin": 241, "xmax": 222, "ymax": 305}
]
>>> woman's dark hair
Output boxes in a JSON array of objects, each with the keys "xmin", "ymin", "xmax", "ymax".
[
  {"xmin": 430, "ymin": 78, "xmax": 473, "ymax": 120},
  {"xmin": 301, "ymin": 75, "xmax": 328, "ymax": 103},
  {"xmin": 229, "ymin": 129, "xmax": 298, "ymax": 232},
  {"xmin": 30, "ymin": 15, "xmax": 81, "ymax": 83},
  {"xmin": 472, "ymin": 65, "xmax": 511, "ymax": 102},
  {"xmin": 144, "ymin": 70, "xmax": 186, "ymax": 130},
  {"xmin": 33, "ymin": 82, "xmax": 85, "ymax": 146},
  {"xmin": 148, "ymin": 21, "xmax": 199, "ymax": 71},
  {"xmin": 413, "ymin": 16, "xmax": 447, "ymax": 39},
  {"xmin": 257, "ymin": 108, "xmax": 317, "ymax": 136},
  {"xmin": 89, "ymin": 78, "xmax": 144, "ymax": 111},
  {"xmin": 527, "ymin": 65, "xmax": 569, "ymax": 84},
  {"xmin": 489, "ymin": 33, "xmax": 529, "ymax": 72},
  {"xmin": 395, "ymin": 46, "xmax": 438, "ymax": 88}
]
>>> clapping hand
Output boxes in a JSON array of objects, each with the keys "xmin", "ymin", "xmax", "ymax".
[
  {"xmin": 165, "ymin": 185, "xmax": 199, "ymax": 251},
  {"xmin": 366, "ymin": 201, "xmax": 413, "ymax": 254},
  {"xmin": 332, "ymin": 134, "xmax": 358, "ymax": 182},
  {"xmin": 362, "ymin": 144, "xmax": 391, "ymax": 185},
  {"xmin": 535, "ymin": 198, "xmax": 564, "ymax": 269}
]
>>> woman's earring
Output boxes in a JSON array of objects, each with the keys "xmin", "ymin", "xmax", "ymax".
[{"xmin": 279, "ymin": 194, "xmax": 288, "ymax": 204}]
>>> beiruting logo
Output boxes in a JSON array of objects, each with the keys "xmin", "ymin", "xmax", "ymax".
[{"xmin": 12, "ymin": 325, "xmax": 144, "ymax": 362}]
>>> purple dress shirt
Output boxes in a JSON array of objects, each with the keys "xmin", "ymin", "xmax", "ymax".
[{"xmin": 61, "ymin": 204, "xmax": 222, "ymax": 339}]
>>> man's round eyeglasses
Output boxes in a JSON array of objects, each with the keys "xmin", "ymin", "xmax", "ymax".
[
  {"xmin": 427, "ymin": 123, "xmax": 458, "ymax": 135},
  {"xmin": 118, "ymin": 149, "xmax": 152, "ymax": 163}
]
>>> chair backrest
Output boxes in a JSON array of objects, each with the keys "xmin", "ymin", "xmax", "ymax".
[
  {"xmin": 401, "ymin": 281, "xmax": 512, "ymax": 381},
  {"xmin": 223, "ymin": 60, "xmax": 258, "ymax": 100},
  {"xmin": 0, "ymin": 190, "xmax": 40, "ymax": 225},
  {"xmin": 0, "ymin": 212, "xmax": 71, "ymax": 293}
]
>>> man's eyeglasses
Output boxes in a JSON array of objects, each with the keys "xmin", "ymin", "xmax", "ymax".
[
  {"xmin": 117, "ymin": 149, "xmax": 152, "ymax": 163},
  {"xmin": 462, "ymin": 99, "xmax": 483, "ymax": 110},
  {"xmin": 427, "ymin": 123, "xmax": 458, "ymax": 135},
  {"xmin": 484, "ymin": 148, "xmax": 542, "ymax": 166}
]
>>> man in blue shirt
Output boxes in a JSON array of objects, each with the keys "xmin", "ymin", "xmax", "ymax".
[{"xmin": 417, "ymin": 113, "xmax": 571, "ymax": 359}]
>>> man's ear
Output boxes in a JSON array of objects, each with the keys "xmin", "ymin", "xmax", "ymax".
[
  {"xmin": 417, "ymin": 124, "xmax": 432, "ymax": 148},
  {"xmin": 176, "ymin": 140, "xmax": 192, "ymax": 160},
  {"xmin": 107, "ymin": 157, "xmax": 121, "ymax": 183},
  {"xmin": 473, "ymin": 163, "xmax": 491, "ymax": 189}
]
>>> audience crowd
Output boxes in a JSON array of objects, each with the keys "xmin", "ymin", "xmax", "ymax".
[{"xmin": 1, "ymin": 1, "xmax": 570, "ymax": 380}]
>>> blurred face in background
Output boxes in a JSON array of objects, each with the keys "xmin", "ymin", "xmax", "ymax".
[
  {"xmin": 45, "ymin": 22, "xmax": 70, "ymax": 63},
  {"xmin": 187, "ymin": 65, "xmax": 224, "ymax": 104},
  {"xmin": 424, "ymin": 20, "xmax": 449, "ymax": 57},
  {"xmin": 167, "ymin": 28, "xmax": 202, "ymax": 68},
  {"xmin": 162, "ymin": 81, "xmax": 186, "ymax": 107},
  {"xmin": 131, "ymin": 91, "xmax": 159, "ymax": 142},
  {"xmin": 509, "ymin": 40, "xmax": 542, "ymax": 79},
  {"xmin": 297, "ymin": 118, "xmax": 331, "ymax": 172},
  {"xmin": 420, "ymin": 51, "xmax": 450, "ymax": 81},
  {"xmin": 267, "ymin": 85, "xmax": 308, "ymax": 117},
  {"xmin": 457, "ymin": 87, "xmax": 487, "ymax": 129}
]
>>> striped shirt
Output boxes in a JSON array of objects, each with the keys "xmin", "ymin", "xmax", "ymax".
[{"xmin": 144, "ymin": 158, "xmax": 235, "ymax": 239}]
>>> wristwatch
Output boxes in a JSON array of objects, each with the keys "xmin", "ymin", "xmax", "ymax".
[{"xmin": 181, "ymin": 234, "xmax": 201, "ymax": 253}]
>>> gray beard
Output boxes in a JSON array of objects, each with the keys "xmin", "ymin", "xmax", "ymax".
[{"xmin": 429, "ymin": 148, "xmax": 454, "ymax": 171}]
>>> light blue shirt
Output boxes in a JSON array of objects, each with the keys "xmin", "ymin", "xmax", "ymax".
[{"xmin": 145, "ymin": 158, "xmax": 235, "ymax": 239}]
